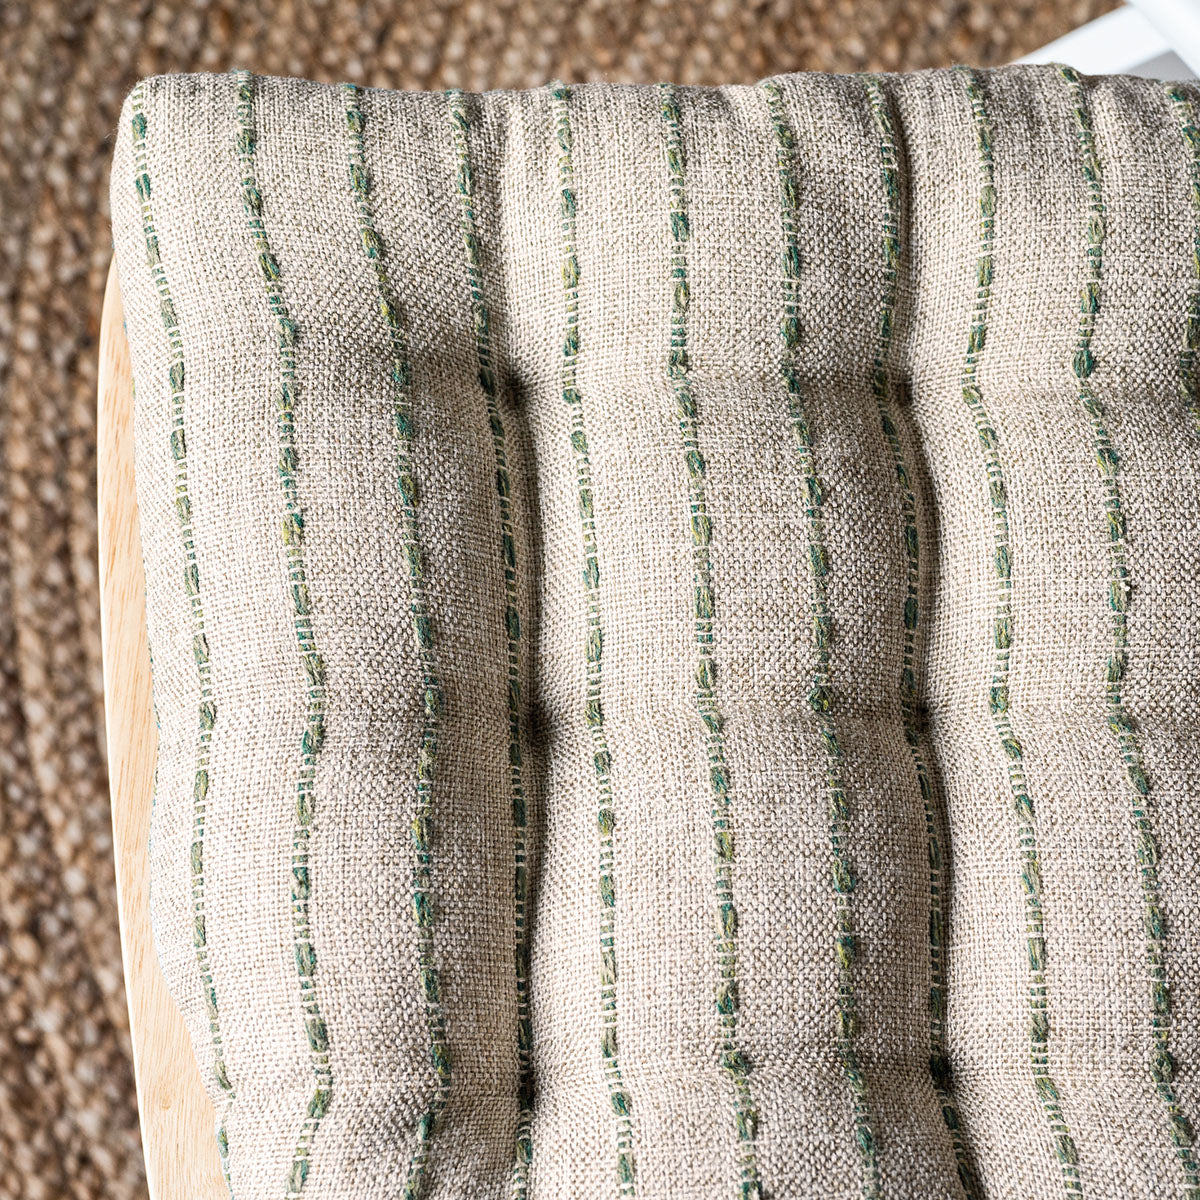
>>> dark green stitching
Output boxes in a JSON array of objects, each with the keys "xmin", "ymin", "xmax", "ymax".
[
  {"xmin": 340, "ymin": 81, "xmax": 452, "ymax": 1200},
  {"xmin": 1063, "ymin": 66, "xmax": 1200, "ymax": 1194},
  {"xmin": 658, "ymin": 81, "xmax": 761, "ymax": 1200},
  {"xmin": 444, "ymin": 86, "xmax": 536, "ymax": 1200},
  {"xmin": 1167, "ymin": 83, "xmax": 1200, "ymax": 436},
  {"xmin": 234, "ymin": 69, "xmax": 332, "ymax": 1198},
  {"xmin": 759, "ymin": 75, "xmax": 880, "ymax": 1197},
  {"xmin": 130, "ymin": 81, "xmax": 235, "ymax": 1192},
  {"xmin": 954, "ymin": 65, "xmax": 1081, "ymax": 1195},
  {"xmin": 548, "ymin": 80, "xmax": 636, "ymax": 1196},
  {"xmin": 861, "ymin": 73, "xmax": 980, "ymax": 1200}
]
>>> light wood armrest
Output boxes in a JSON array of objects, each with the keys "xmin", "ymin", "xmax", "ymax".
[{"xmin": 98, "ymin": 257, "xmax": 227, "ymax": 1199}]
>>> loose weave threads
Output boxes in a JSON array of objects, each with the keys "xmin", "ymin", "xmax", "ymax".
[
  {"xmin": 444, "ymin": 86, "xmax": 536, "ymax": 1198},
  {"xmin": 658, "ymin": 81, "xmax": 762, "ymax": 1200},
  {"xmin": 340, "ymin": 80, "xmax": 455, "ymax": 1200},
  {"xmin": 1168, "ymin": 83, "xmax": 1200, "ymax": 436},
  {"xmin": 1063, "ymin": 65, "xmax": 1200, "ymax": 1190},
  {"xmin": 760, "ymin": 74, "xmax": 881, "ymax": 1198},
  {"xmin": 861, "ymin": 72, "xmax": 980, "ymax": 1200},
  {"xmin": 130, "ymin": 80, "xmax": 236, "ymax": 1188},
  {"xmin": 235, "ymin": 69, "xmax": 334, "ymax": 1198},
  {"xmin": 548, "ymin": 80, "xmax": 637, "ymax": 1195},
  {"xmin": 954, "ymin": 65, "xmax": 1081, "ymax": 1195}
]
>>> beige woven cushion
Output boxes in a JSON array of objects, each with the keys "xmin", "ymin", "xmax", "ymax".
[{"xmin": 110, "ymin": 65, "xmax": 1200, "ymax": 1199}]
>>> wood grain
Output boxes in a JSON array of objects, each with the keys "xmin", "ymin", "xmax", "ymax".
[{"xmin": 98, "ymin": 257, "xmax": 227, "ymax": 1199}]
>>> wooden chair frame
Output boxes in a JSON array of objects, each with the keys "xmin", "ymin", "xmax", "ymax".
[{"xmin": 98, "ymin": 258, "xmax": 227, "ymax": 1197}]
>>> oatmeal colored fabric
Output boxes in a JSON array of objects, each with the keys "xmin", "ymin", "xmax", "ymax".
[
  {"xmin": 111, "ymin": 65, "xmax": 1200, "ymax": 1199},
  {"xmin": 0, "ymin": 2, "xmax": 1119, "ymax": 1193}
]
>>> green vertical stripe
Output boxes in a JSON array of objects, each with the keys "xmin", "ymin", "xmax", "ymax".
[
  {"xmin": 443, "ymin": 87, "xmax": 536, "ymax": 1199},
  {"xmin": 657, "ymin": 82, "xmax": 761, "ymax": 1200},
  {"xmin": 1167, "ymin": 84, "xmax": 1200, "ymax": 436},
  {"xmin": 547, "ymin": 80, "xmax": 636, "ymax": 1196},
  {"xmin": 233, "ymin": 70, "xmax": 333, "ymax": 1199},
  {"xmin": 1062, "ymin": 65, "xmax": 1200, "ymax": 1189},
  {"xmin": 953, "ymin": 65, "xmax": 1082, "ymax": 1195},
  {"xmin": 861, "ymin": 74, "xmax": 979, "ymax": 1200},
  {"xmin": 339, "ymin": 81, "xmax": 453, "ymax": 1199},
  {"xmin": 759, "ymin": 76, "xmax": 881, "ymax": 1197},
  {"xmin": 129, "ymin": 81, "xmax": 236, "ymax": 1189}
]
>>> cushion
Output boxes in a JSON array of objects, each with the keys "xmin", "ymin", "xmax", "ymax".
[{"xmin": 110, "ymin": 64, "xmax": 1200, "ymax": 1198}]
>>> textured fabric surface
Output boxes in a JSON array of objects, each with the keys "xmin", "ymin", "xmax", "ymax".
[
  {"xmin": 0, "ymin": 10, "xmax": 1120, "ymax": 1197},
  {"xmin": 111, "ymin": 63, "xmax": 1200, "ymax": 1198},
  {"xmin": 0, "ymin": 4, "xmax": 1119, "ymax": 1196}
]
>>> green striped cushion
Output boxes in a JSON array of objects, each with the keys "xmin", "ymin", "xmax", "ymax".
[{"xmin": 112, "ymin": 65, "xmax": 1200, "ymax": 1198}]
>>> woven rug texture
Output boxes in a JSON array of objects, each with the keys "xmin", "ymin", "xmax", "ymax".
[{"xmin": 0, "ymin": 0, "xmax": 1116, "ymax": 1195}]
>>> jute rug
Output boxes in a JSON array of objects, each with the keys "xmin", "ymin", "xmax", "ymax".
[{"xmin": 0, "ymin": 1, "xmax": 1115, "ymax": 1194}]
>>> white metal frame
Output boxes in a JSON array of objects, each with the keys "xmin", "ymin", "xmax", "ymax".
[{"xmin": 1016, "ymin": 0, "xmax": 1198, "ymax": 79}]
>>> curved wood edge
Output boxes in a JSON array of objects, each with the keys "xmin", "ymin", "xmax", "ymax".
[{"xmin": 98, "ymin": 257, "xmax": 227, "ymax": 1199}]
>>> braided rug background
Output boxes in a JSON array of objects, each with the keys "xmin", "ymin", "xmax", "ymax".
[{"xmin": 0, "ymin": 1, "xmax": 1116, "ymax": 1195}]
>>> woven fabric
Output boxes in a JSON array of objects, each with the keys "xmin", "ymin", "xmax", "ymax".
[{"xmin": 111, "ymin": 65, "xmax": 1200, "ymax": 1199}]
